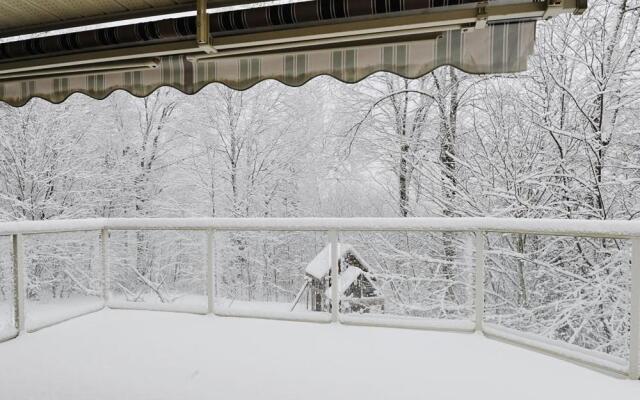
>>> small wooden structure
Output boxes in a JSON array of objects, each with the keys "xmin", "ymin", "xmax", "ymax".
[{"xmin": 291, "ymin": 243, "xmax": 383, "ymax": 313}]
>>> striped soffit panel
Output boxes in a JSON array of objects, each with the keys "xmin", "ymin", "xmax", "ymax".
[
  {"xmin": 0, "ymin": 0, "xmax": 586, "ymax": 107},
  {"xmin": 0, "ymin": 0, "xmax": 262, "ymax": 38}
]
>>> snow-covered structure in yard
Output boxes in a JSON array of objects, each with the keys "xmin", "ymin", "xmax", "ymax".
[{"xmin": 292, "ymin": 244, "xmax": 383, "ymax": 313}]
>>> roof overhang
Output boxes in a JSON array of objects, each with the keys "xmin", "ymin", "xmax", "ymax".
[
  {"xmin": 0, "ymin": 0, "xmax": 265, "ymax": 39},
  {"xmin": 0, "ymin": 0, "xmax": 587, "ymax": 107}
]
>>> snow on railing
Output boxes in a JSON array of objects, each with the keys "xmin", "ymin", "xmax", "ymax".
[
  {"xmin": 2, "ymin": 217, "xmax": 640, "ymax": 237},
  {"xmin": 0, "ymin": 217, "xmax": 638, "ymax": 380}
]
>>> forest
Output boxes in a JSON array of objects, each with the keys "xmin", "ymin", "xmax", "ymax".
[{"xmin": 0, "ymin": 0, "xmax": 638, "ymax": 361}]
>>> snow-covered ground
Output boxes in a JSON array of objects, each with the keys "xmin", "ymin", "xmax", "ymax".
[{"xmin": 0, "ymin": 310, "xmax": 639, "ymax": 400}]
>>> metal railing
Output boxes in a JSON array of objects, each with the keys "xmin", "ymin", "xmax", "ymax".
[{"xmin": 0, "ymin": 217, "xmax": 638, "ymax": 379}]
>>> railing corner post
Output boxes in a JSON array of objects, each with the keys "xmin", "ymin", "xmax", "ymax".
[
  {"xmin": 11, "ymin": 233, "xmax": 25, "ymax": 334},
  {"xmin": 101, "ymin": 228, "xmax": 111, "ymax": 307},
  {"xmin": 329, "ymin": 230, "xmax": 339, "ymax": 323},
  {"xmin": 474, "ymin": 231, "xmax": 486, "ymax": 334},
  {"xmin": 207, "ymin": 229, "xmax": 215, "ymax": 315},
  {"xmin": 630, "ymin": 238, "xmax": 640, "ymax": 380}
]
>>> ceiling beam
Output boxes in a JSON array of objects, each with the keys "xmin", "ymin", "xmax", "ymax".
[
  {"xmin": 0, "ymin": 41, "xmax": 202, "ymax": 76},
  {"xmin": 0, "ymin": 59, "xmax": 159, "ymax": 82},
  {"xmin": 0, "ymin": 0, "xmax": 267, "ymax": 40}
]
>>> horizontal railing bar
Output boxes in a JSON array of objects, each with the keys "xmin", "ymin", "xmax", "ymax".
[
  {"xmin": 1, "ymin": 217, "xmax": 640, "ymax": 238},
  {"xmin": 0, "ymin": 331, "xmax": 18, "ymax": 344},
  {"xmin": 483, "ymin": 323, "xmax": 629, "ymax": 376},
  {"xmin": 26, "ymin": 303, "xmax": 105, "ymax": 333},
  {"xmin": 214, "ymin": 307, "xmax": 333, "ymax": 323},
  {"xmin": 4, "ymin": 229, "xmax": 105, "ymax": 237},
  {"xmin": 0, "ymin": 219, "xmax": 106, "ymax": 236},
  {"xmin": 339, "ymin": 314, "xmax": 476, "ymax": 332},
  {"xmin": 108, "ymin": 301, "xmax": 209, "ymax": 315}
]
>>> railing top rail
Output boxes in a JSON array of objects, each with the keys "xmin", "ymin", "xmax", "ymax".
[
  {"xmin": 0, "ymin": 218, "xmax": 107, "ymax": 236},
  {"xmin": 1, "ymin": 217, "xmax": 640, "ymax": 238}
]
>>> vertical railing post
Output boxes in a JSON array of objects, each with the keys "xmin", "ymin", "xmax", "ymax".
[
  {"xmin": 474, "ymin": 231, "xmax": 486, "ymax": 333},
  {"xmin": 329, "ymin": 230, "xmax": 339, "ymax": 323},
  {"xmin": 630, "ymin": 238, "xmax": 640, "ymax": 380},
  {"xmin": 11, "ymin": 234, "xmax": 25, "ymax": 334},
  {"xmin": 101, "ymin": 228, "xmax": 111, "ymax": 307},
  {"xmin": 207, "ymin": 229, "xmax": 215, "ymax": 314}
]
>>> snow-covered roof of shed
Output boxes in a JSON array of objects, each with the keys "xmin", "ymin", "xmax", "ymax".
[
  {"xmin": 324, "ymin": 266, "xmax": 365, "ymax": 297},
  {"xmin": 305, "ymin": 243, "xmax": 343, "ymax": 279},
  {"xmin": 305, "ymin": 243, "xmax": 370, "ymax": 280}
]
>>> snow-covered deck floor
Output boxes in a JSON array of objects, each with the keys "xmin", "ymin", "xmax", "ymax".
[{"xmin": 1, "ymin": 310, "xmax": 639, "ymax": 400}]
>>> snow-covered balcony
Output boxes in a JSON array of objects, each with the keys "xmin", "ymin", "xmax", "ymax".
[
  {"xmin": 1, "ymin": 310, "xmax": 640, "ymax": 400},
  {"xmin": 1, "ymin": 217, "xmax": 640, "ymax": 399}
]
